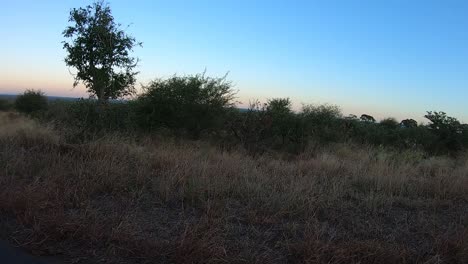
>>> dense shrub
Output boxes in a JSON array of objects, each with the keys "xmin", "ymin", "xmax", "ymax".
[
  {"xmin": 228, "ymin": 102, "xmax": 344, "ymax": 154},
  {"xmin": 134, "ymin": 73, "xmax": 236, "ymax": 138},
  {"xmin": 66, "ymin": 99, "xmax": 136, "ymax": 132},
  {"xmin": 380, "ymin": 117, "xmax": 399, "ymax": 130},
  {"xmin": 30, "ymin": 83, "xmax": 468, "ymax": 156},
  {"xmin": 41, "ymin": 99, "xmax": 137, "ymax": 141},
  {"xmin": 228, "ymin": 101, "xmax": 273, "ymax": 154},
  {"xmin": 220, "ymin": 97, "xmax": 468, "ymax": 156},
  {"xmin": 0, "ymin": 98, "xmax": 12, "ymax": 111},
  {"xmin": 14, "ymin": 89, "xmax": 48, "ymax": 114},
  {"xmin": 400, "ymin": 118, "xmax": 418, "ymax": 128},
  {"xmin": 266, "ymin": 98, "xmax": 296, "ymax": 146},
  {"xmin": 299, "ymin": 104, "xmax": 343, "ymax": 143},
  {"xmin": 424, "ymin": 111, "xmax": 467, "ymax": 155}
]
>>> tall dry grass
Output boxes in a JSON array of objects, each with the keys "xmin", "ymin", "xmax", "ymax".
[{"xmin": 0, "ymin": 112, "xmax": 467, "ymax": 263}]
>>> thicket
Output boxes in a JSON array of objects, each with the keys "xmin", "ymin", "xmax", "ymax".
[
  {"xmin": 14, "ymin": 89, "xmax": 48, "ymax": 115},
  {"xmin": 133, "ymin": 73, "xmax": 236, "ymax": 138},
  {"xmin": 16, "ymin": 74, "xmax": 468, "ymax": 156},
  {"xmin": 0, "ymin": 98, "xmax": 13, "ymax": 111}
]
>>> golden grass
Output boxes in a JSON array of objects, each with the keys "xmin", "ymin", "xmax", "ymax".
[{"xmin": 0, "ymin": 112, "xmax": 467, "ymax": 263}]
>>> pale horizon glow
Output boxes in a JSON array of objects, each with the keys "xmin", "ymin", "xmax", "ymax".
[{"xmin": 2, "ymin": 0, "xmax": 468, "ymax": 122}]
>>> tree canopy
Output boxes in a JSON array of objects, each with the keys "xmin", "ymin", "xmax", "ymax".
[
  {"xmin": 360, "ymin": 114, "xmax": 376, "ymax": 123},
  {"xmin": 62, "ymin": 1, "xmax": 141, "ymax": 101}
]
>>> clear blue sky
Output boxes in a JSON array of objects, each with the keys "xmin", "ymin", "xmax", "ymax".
[{"xmin": 1, "ymin": 0, "xmax": 468, "ymax": 121}]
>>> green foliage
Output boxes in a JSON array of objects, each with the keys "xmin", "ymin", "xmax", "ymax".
[
  {"xmin": 14, "ymin": 90, "xmax": 48, "ymax": 114},
  {"xmin": 266, "ymin": 98, "xmax": 294, "ymax": 145},
  {"xmin": 41, "ymin": 99, "xmax": 137, "ymax": 142},
  {"xmin": 40, "ymin": 92, "xmax": 468, "ymax": 156},
  {"xmin": 424, "ymin": 111, "xmax": 465, "ymax": 154},
  {"xmin": 135, "ymin": 73, "xmax": 236, "ymax": 138},
  {"xmin": 300, "ymin": 104, "xmax": 343, "ymax": 142},
  {"xmin": 301, "ymin": 104, "xmax": 342, "ymax": 127},
  {"xmin": 400, "ymin": 125, "xmax": 435, "ymax": 149},
  {"xmin": 380, "ymin": 117, "xmax": 399, "ymax": 130},
  {"xmin": 400, "ymin": 119, "xmax": 418, "ymax": 128},
  {"xmin": 70, "ymin": 100, "xmax": 136, "ymax": 131},
  {"xmin": 0, "ymin": 99, "xmax": 12, "ymax": 111},
  {"xmin": 360, "ymin": 114, "xmax": 376, "ymax": 123},
  {"xmin": 425, "ymin": 111, "xmax": 461, "ymax": 131},
  {"xmin": 228, "ymin": 101, "xmax": 272, "ymax": 154},
  {"xmin": 63, "ymin": 0, "xmax": 141, "ymax": 101},
  {"xmin": 34, "ymin": 70, "xmax": 468, "ymax": 157}
]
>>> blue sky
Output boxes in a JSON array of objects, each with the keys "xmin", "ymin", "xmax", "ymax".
[{"xmin": 1, "ymin": 0, "xmax": 468, "ymax": 121}]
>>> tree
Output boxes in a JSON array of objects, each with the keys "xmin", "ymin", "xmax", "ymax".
[
  {"xmin": 62, "ymin": 1, "xmax": 141, "ymax": 102},
  {"xmin": 424, "ymin": 111, "xmax": 461, "ymax": 132},
  {"xmin": 14, "ymin": 89, "xmax": 48, "ymax": 114},
  {"xmin": 424, "ymin": 111, "xmax": 464, "ymax": 154},
  {"xmin": 267, "ymin": 98, "xmax": 292, "ymax": 114},
  {"xmin": 345, "ymin": 114, "xmax": 358, "ymax": 120},
  {"xmin": 400, "ymin": 119, "xmax": 418, "ymax": 128},
  {"xmin": 360, "ymin": 114, "xmax": 375, "ymax": 123}
]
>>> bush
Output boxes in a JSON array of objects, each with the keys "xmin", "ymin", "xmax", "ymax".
[
  {"xmin": 15, "ymin": 77, "xmax": 467, "ymax": 157},
  {"xmin": 266, "ymin": 98, "xmax": 295, "ymax": 146},
  {"xmin": 14, "ymin": 89, "xmax": 48, "ymax": 114},
  {"xmin": 0, "ymin": 98, "xmax": 12, "ymax": 111},
  {"xmin": 135, "ymin": 73, "xmax": 236, "ymax": 138},
  {"xmin": 380, "ymin": 117, "xmax": 399, "ymax": 130},
  {"xmin": 424, "ymin": 111, "xmax": 466, "ymax": 155},
  {"xmin": 43, "ymin": 99, "xmax": 138, "ymax": 138},
  {"xmin": 228, "ymin": 101, "xmax": 272, "ymax": 154},
  {"xmin": 300, "ymin": 104, "xmax": 343, "ymax": 143}
]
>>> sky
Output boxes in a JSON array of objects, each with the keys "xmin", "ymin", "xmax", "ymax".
[{"xmin": 1, "ymin": 0, "xmax": 468, "ymax": 122}]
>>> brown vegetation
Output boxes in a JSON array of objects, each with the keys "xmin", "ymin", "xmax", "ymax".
[{"xmin": 0, "ymin": 112, "xmax": 467, "ymax": 263}]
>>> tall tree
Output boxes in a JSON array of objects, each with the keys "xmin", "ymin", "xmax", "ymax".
[{"xmin": 62, "ymin": 1, "xmax": 141, "ymax": 101}]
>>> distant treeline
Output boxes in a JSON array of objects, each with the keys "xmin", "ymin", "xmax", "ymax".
[{"xmin": 2, "ymin": 74, "xmax": 468, "ymax": 156}]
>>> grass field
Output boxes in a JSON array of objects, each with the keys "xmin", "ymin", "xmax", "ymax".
[{"xmin": 0, "ymin": 112, "xmax": 467, "ymax": 263}]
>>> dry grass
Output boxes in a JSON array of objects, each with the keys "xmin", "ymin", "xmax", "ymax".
[{"xmin": 0, "ymin": 112, "xmax": 467, "ymax": 263}]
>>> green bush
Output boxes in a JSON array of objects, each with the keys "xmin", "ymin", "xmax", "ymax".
[
  {"xmin": 17, "ymin": 75, "xmax": 467, "ymax": 157},
  {"xmin": 47, "ymin": 99, "xmax": 137, "ymax": 132},
  {"xmin": 0, "ymin": 98, "xmax": 12, "ymax": 111},
  {"xmin": 300, "ymin": 104, "xmax": 343, "ymax": 143},
  {"xmin": 14, "ymin": 90, "xmax": 48, "ymax": 114},
  {"xmin": 424, "ymin": 111, "xmax": 466, "ymax": 155},
  {"xmin": 266, "ymin": 98, "xmax": 295, "ymax": 146},
  {"xmin": 134, "ymin": 73, "xmax": 236, "ymax": 138},
  {"xmin": 227, "ymin": 101, "xmax": 272, "ymax": 154},
  {"xmin": 38, "ymin": 99, "xmax": 138, "ymax": 144},
  {"xmin": 380, "ymin": 117, "xmax": 399, "ymax": 130}
]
